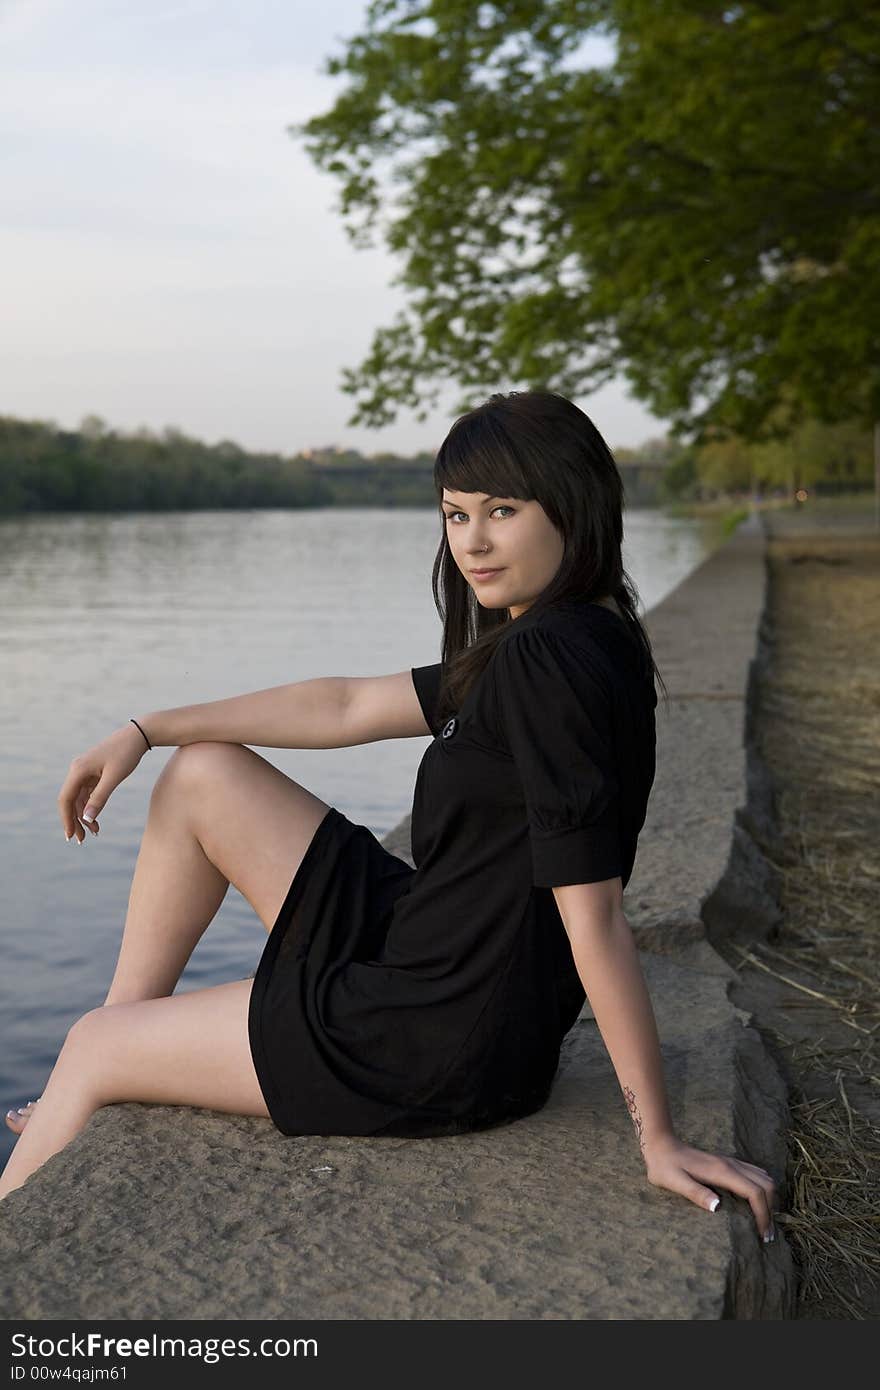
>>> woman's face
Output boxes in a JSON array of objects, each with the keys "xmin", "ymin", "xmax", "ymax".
[{"xmin": 441, "ymin": 488, "xmax": 565, "ymax": 618}]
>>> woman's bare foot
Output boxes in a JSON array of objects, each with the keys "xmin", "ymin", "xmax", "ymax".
[{"xmin": 5, "ymin": 1099, "xmax": 40, "ymax": 1135}]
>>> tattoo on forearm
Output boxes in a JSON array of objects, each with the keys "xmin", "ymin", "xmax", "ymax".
[{"xmin": 623, "ymin": 1085, "xmax": 645, "ymax": 1153}]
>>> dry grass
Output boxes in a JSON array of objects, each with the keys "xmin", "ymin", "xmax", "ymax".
[
  {"xmin": 731, "ymin": 925, "xmax": 880, "ymax": 1319},
  {"xmin": 779, "ymin": 1089, "xmax": 880, "ymax": 1319},
  {"xmin": 735, "ymin": 530, "xmax": 880, "ymax": 1318}
]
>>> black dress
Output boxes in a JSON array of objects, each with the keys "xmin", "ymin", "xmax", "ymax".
[{"xmin": 247, "ymin": 596, "xmax": 657, "ymax": 1138}]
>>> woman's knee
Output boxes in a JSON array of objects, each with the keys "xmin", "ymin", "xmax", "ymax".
[
  {"xmin": 64, "ymin": 1005, "xmax": 112, "ymax": 1052},
  {"xmin": 151, "ymin": 740, "xmax": 244, "ymax": 810},
  {"xmin": 60, "ymin": 1005, "xmax": 153, "ymax": 1106},
  {"xmin": 58, "ymin": 988, "xmax": 271, "ymax": 1117},
  {"xmin": 56, "ymin": 1009, "xmax": 116, "ymax": 1097}
]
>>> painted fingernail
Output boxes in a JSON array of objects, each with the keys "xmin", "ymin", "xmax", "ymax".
[
  {"xmin": 66, "ymin": 834, "xmax": 73, "ymax": 842},
  {"xmin": 708, "ymin": 1196, "xmax": 720, "ymax": 1212},
  {"xmin": 763, "ymin": 1226, "xmax": 775, "ymax": 1243}
]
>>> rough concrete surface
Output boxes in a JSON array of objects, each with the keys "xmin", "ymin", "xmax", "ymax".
[{"xmin": 0, "ymin": 510, "xmax": 797, "ymax": 1320}]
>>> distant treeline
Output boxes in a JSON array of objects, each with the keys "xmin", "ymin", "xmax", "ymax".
[
  {"xmin": 0, "ymin": 415, "xmax": 441, "ymax": 514},
  {"xmin": 0, "ymin": 412, "xmax": 673, "ymax": 515},
  {"xmin": 0, "ymin": 411, "xmax": 872, "ymax": 516}
]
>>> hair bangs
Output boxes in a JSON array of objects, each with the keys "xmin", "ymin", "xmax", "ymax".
[{"xmin": 434, "ymin": 406, "xmax": 537, "ymax": 506}]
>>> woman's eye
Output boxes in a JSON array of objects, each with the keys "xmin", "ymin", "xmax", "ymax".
[{"xmin": 444, "ymin": 506, "xmax": 513, "ymax": 523}]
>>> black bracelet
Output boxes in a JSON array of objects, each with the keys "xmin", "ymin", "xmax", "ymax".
[{"xmin": 130, "ymin": 718, "xmax": 152, "ymax": 751}]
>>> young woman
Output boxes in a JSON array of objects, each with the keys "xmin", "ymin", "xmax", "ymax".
[{"xmin": 1, "ymin": 390, "xmax": 777, "ymax": 1245}]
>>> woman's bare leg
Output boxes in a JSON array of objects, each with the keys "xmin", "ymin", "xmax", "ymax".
[
  {"xmin": 0, "ymin": 978, "xmax": 268, "ymax": 1200},
  {"xmin": 5, "ymin": 742, "xmax": 331, "ymax": 1135},
  {"xmin": 103, "ymin": 740, "xmax": 332, "ymax": 1005}
]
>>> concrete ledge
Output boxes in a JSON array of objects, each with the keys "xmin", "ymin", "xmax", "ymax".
[{"xmin": 0, "ymin": 513, "xmax": 796, "ymax": 1319}]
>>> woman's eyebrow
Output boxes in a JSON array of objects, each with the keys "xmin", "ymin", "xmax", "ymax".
[{"xmin": 441, "ymin": 495, "xmax": 502, "ymax": 509}]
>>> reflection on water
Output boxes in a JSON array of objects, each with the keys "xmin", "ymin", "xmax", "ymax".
[{"xmin": 0, "ymin": 504, "xmax": 722, "ymax": 1164}]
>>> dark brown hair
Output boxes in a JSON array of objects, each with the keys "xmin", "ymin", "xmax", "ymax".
[{"xmin": 426, "ymin": 389, "xmax": 669, "ymax": 722}]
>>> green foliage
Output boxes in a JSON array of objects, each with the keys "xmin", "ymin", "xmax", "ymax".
[
  {"xmin": 658, "ymin": 445, "xmax": 699, "ymax": 502},
  {"xmin": 0, "ymin": 416, "xmax": 472, "ymax": 514},
  {"xmin": 2, "ymin": 409, "xmax": 865, "ymax": 514},
  {"xmin": 654, "ymin": 412, "xmax": 872, "ymax": 500},
  {"xmin": 747, "ymin": 415, "xmax": 874, "ymax": 490},
  {"xmin": 292, "ymin": 1, "xmax": 880, "ymax": 439},
  {"xmin": 687, "ymin": 413, "xmax": 873, "ymax": 497},
  {"xmin": 720, "ymin": 506, "xmax": 750, "ymax": 538}
]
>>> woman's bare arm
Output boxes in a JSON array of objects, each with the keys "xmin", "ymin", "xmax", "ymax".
[
  {"xmin": 58, "ymin": 671, "xmax": 431, "ymax": 841},
  {"xmin": 136, "ymin": 668, "xmax": 431, "ymax": 750},
  {"xmin": 553, "ymin": 880, "xmax": 777, "ymax": 1237},
  {"xmin": 553, "ymin": 880, "xmax": 675, "ymax": 1158},
  {"xmin": 136, "ymin": 676, "xmax": 353, "ymax": 750}
]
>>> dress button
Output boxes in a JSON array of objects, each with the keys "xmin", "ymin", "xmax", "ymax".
[{"xmin": 441, "ymin": 716, "xmax": 458, "ymax": 739}]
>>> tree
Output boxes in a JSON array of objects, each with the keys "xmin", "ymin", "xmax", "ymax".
[
  {"xmin": 79, "ymin": 414, "xmax": 108, "ymax": 440},
  {"xmin": 748, "ymin": 415, "xmax": 873, "ymax": 493},
  {"xmin": 291, "ymin": 0, "xmax": 880, "ymax": 447}
]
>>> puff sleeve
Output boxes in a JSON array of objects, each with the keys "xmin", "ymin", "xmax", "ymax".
[
  {"xmin": 492, "ymin": 627, "xmax": 622, "ymax": 887},
  {"xmin": 411, "ymin": 663, "xmax": 444, "ymax": 736}
]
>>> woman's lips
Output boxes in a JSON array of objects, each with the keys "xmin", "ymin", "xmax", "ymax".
[{"xmin": 470, "ymin": 568, "xmax": 504, "ymax": 582}]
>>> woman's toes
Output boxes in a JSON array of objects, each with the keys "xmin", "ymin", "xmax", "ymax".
[{"xmin": 5, "ymin": 1100, "xmax": 38, "ymax": 1134}]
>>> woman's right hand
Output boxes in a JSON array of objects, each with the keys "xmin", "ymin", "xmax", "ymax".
[{"xmin": 57, "ymin": 723, "xmax": 151, "ymax": 842}]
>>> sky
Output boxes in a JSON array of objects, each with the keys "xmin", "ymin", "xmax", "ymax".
[{"xmin": 1, "ymin": 0, "xmax": 669, "ymax": 458}]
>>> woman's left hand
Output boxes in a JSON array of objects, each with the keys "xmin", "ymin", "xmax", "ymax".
[{"xmin": 643, "ymin": 1134, "xmax": 778, "ymax": 1241}]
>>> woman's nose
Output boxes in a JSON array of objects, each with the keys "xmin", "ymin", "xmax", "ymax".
[{"xmin": 466, "ymin": 529, "xmax": 491, "ymax": 554}]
